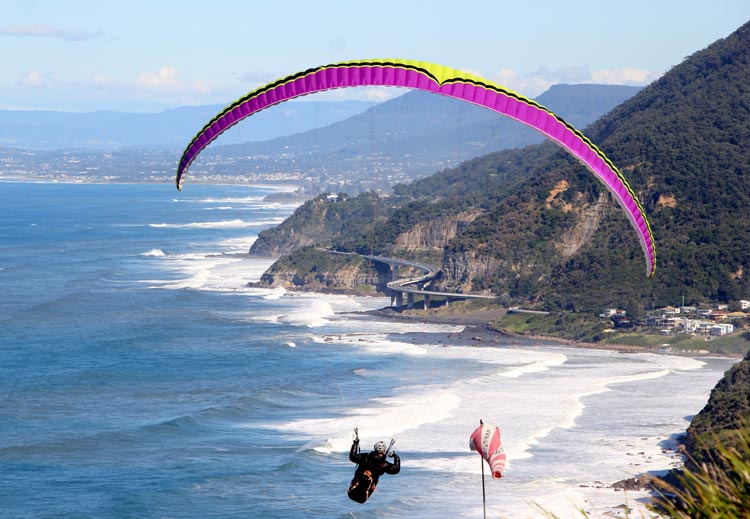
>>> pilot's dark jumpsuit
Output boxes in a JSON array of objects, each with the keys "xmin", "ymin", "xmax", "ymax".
[{"xmin": 348, "ymin": 440, "xmax": 400, "ymax": 502}]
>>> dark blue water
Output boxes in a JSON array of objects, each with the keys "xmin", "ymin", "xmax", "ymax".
[
  {"xmin": 1, "ymin": 182, "xmax": 736, "ymax": 519},
  {"xmin": 0, "ymin": 183, "xmax": 396, "ymax": 518}
]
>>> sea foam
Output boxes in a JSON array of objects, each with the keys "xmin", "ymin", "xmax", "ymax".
[
  {"xmin": 140, "ymin": 248, "xmax": 166, "ymax": 257},
  {"xmin": 147, "ymin": 218, "xmax": 284, "ymax": 229}
]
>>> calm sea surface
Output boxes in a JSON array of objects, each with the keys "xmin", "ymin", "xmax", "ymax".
[{"xmin": 0, "ymin": 182, "xmax": 737, "ymax": 518}]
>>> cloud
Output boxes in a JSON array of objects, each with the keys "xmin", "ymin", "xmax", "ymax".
[
  {"xmin": 81, "ymin": 66, "xmax": 211, "ymax": 96},
  {"xmin": 9, "ymin": 62, "xmax": 662, "ymax": 112},
  {"xmin": 492, "ymin": 68, "xmax": 555, "ymax": 97},
  {"xmin": 135, "ymin": 66, "xmax": 181, "ymax": 89},
  {"xmin": 1, "ymin": 24, "xmax": 102, "ymax": 41},
  {"xmin": 8, "ymin": 65, "xmax": 238, "ymax": 111},
  {"xmin": 18, "ymin": 70, "xmax": 62, "ymax": 88},
  {"xmin": 133, "ymin": 66, "xmax": 215, "ymax": 96},
  {"xmin": 591, "ymin": 68, "xmax": 661, "ymax": 86},
  {"xmin": 492, "ymin": 65, "xmax": 661, "ymax": 97}
]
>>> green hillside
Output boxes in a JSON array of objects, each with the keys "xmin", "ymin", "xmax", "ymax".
[
  {"xmin": 684, "ymin": 351, "xmax": 750, "ymax": 466},
  {"xmin": 432, "ymin": 19, "xmax": 750, "ymax": 311},
  {"xmin": 256, "ymin": 20, "xmax": 750, "ymax": 315}
]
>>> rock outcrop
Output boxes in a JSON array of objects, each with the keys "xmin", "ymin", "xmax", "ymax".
[
  {"xmin": 393, "ymin": 211, "xmax": 479, "ymax": 252},
  {"xmin": 257, "ymin": 248, "xmax": 391, "ymax": 293}
]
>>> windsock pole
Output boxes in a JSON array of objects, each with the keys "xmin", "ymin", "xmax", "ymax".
[
  {"xmin": 480, "ymin": 453, "xmax": 487, "ymax": 519},
  {"xmin": 480, "ymin": 419, "xmax": 487, "ymax": 519}
]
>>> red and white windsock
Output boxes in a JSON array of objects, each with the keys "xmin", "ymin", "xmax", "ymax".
[{"xmin": 469, "ymin": 422, "xmax": 506, "ymax": 479}]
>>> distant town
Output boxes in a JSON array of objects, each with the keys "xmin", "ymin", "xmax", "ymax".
[
  {"xmin": 0, "ymin": 145, "xmax": 453, "ymax": 196},
  {"xmin": 601, "ymin": 300, "xmax": 750, "ymax": 338}
]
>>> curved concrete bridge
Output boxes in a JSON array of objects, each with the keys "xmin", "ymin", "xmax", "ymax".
[{"xmin": 359, "ymin": 254, "xmax": 495, "ymax": 310}]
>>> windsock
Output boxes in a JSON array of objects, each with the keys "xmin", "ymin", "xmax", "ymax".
[{"xmin": 469, "ymin": 422, "xmax": 506, "ymax": 479}]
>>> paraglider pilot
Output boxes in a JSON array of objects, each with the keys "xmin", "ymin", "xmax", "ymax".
[{"xmin": 347, "ymin": 428, "xmax": 400, "ymax": 503}]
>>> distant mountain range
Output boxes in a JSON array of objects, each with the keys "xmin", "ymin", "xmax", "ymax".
[
  {"xmin": 0, "ymin": 100, "xmax": 374, "ymax": 150},
  {"xmin": 1, "ymin": 83, "xmax": 642, "ymax": 191},
  {"xmin": 209, "ymin": 84, "xmax": 642, "ymax": 178},
  {"xmin": 0, "ymin": 85, "xmax": 640, "ymax": 154}
]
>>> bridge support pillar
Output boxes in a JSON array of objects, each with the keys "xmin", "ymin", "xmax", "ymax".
[
  {"xmin": 395, "ymin": 292, "xmax": 403, "ymax": 309},
  {"xmin": 390, "ymin": 265, "xmax": 399, "ymax": 281},
  {"xmin": 407, "ymin": 293, "xmax": 414, "ymax": 310},
  {"xmin": 423, "ymin": 294, "xmax": 431, "ymax": 309}
]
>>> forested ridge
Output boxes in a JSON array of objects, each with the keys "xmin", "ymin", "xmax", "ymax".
[
  {"xmin": 440, "ymin": 19, "xmax": 750, "ymax": 310},
  {"xmin": 255, "ymin": 20, "xmax": 750, "ymax": 314}
]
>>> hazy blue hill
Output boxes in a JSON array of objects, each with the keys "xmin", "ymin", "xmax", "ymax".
[
  {"xmin": 1, "ymin": 84, "xmax": 639, "ymax": 188},
  {"xmin": 216, "ymin": 85, "xmax": 641, "ymax": 173},
  {"xmin": 535, "ymin": 84, "xmax": 644, "ymax": 128},
  {"xmin": 0, "ymin": 100, "xmax": 373, "ymax": 150}
]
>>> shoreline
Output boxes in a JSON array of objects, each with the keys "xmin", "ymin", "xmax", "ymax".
[
  {"xmin": 252, "ymin": 275, "xmax": 747, "ymax": 359},
  {"xmin": 338, "ymin": 303, "xmax": 692, "ymax": 517},
  {"xmin": 352, "ymin": 305, "xmax": 742, "ymax": 358},
  {"xmin": 270, "ymin": 285, "xmax": 744, "ymax": 358}
]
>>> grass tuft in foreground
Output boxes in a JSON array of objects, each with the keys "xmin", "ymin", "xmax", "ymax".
[
  {"xmin": 535, "ymin": 429, "xmax": 750, "ymax": 518},
  {"xmin": 650, "ymin": 430, "xmax": 750, "ymax": 518}
]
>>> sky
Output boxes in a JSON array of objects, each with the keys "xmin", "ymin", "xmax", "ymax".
[{"xmin": 2, "ymin": 0, "xmax": 749, "ymax": 112}]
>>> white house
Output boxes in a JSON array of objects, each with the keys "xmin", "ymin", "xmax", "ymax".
[
  {"xmin": 680, "ymin": 319, "xmax": 703, "ymax": 334},
  {"xmin": 710, "ymin": 323, "xmax": 734, "ymax": 336}
]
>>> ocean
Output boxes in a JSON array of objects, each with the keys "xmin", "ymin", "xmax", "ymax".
[{"xmin": 0, "ymin": 182, "xmax": 737, "ymax": 519}]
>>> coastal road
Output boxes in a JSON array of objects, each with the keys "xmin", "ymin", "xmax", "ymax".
[
  {"xmin": 328, "ymin": 250, "xmax": 494, "ymax": 308},
  {"xmin": 357, "ymin": 253, "xmax": 495, "ymax": 309}
]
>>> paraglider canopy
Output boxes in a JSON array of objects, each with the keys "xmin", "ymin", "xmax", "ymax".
[{"xmin": 176, "ymin": 58, "xmax": 656, "ymax": 277}]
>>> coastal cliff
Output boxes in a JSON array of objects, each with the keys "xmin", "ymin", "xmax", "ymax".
[
  {"xmin": 250, "ymin": 193, "xmax": 371, "ymax": 258},
  {"xmin": 257, "ymin": 247, "xmax": 390, "ymax": 293},
  {"xmin": 393, "ymin": 210, "xmax": 479, "ymax": 252}
]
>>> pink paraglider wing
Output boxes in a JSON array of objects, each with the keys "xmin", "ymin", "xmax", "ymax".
[{"xmin": 176, "ymin": 59, "xmax": 656, "ymax": 277}]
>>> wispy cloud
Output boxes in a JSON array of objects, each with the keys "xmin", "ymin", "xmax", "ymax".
[
  {"xmin": 6, "ymin": 63, "xmax": 664, "ymax": 112},
  {"xmin": 591, "ymin": 68, "xmax": 660, "ymax": 85},
  {"xmin": 1, "ymin": 24, "xmax": 102, "ymax": 41},
  {"xmin": 135, "ymin": 66, "xmax": 182, "ymax": 89},
  {"xmin": 7, "ymin": 65, "xmax": 238, "ymax": 111},
  {"xmin": 492, "ymin": 66, "xmax": 661, "ymax": 97},
  {"xmin": 18, "ymin": 70, "xmax": 62, "ymax": 88}
]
